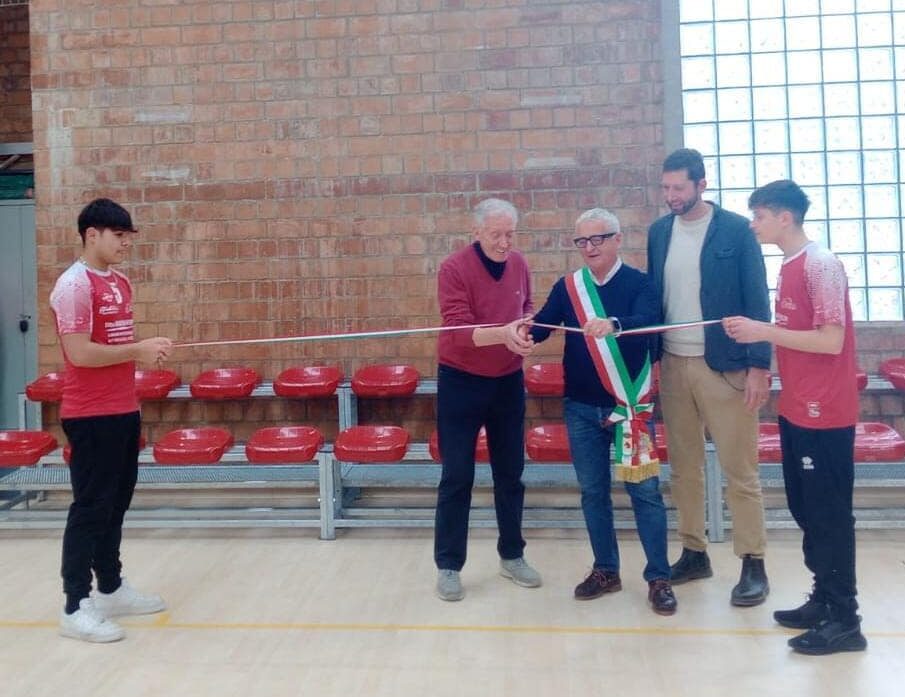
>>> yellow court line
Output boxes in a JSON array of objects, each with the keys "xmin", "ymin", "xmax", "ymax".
[{"xmin": 2, "ymin": 616, "xmax": 905, "ymax": 639}]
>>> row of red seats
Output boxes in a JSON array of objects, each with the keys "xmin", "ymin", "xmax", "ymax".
[
  {"xmin": 10, "ymin": 359, "xmax": 901, "ymax": 469},
  {"xmin": 27, "ymin": 359, "xmax": 888, "ymax": 405},
  {"xmin": 4, "ymin": 421, "xmax": 904, "ymax": 467},
  {"xmin": 25, "ymin": 364, "xmax": 421, "ymax": 402},
  {"xmin": 0, "ymin": 426, "xmax": 322, "ymax": 467},
  {"xmin": 0, "ymin": 425, "xmax": 388, "ymax": 466},
  {"xmin": 525, "ymin": 363, "xmax": 870, "ymax": 396},
  {"xmin": 525, "ymin": 422, "xmax": 905, "ymax": 463}
]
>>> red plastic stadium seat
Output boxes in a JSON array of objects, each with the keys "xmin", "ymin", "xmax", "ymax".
[
  {"xmin": 758, "ymin": 422, "xmax": 905, "ymax": 462},
  {"xmin": 152, "ymin": 428, "xmax": 234, "ymax": 464},
  {"xmin": 189, "ymin": 367, "xmax": 261, "ymax": 399},
  {"xmin": 856, "ymin": 371, "xmax": 868, "ymax": 391},
  {"xmin": 0, "ymin": 431, "xmax": 58, "ymax": 466},
  {"xmin": 64, "ymin": 435, "xmax": 147, "ymax": 464},
  {"xmin": 25, "ymin": 372, "xmax": 64, "ymax": 402},
  {"xmin": 333, "ymin": 425, "xmax": 410, "ymax": 463},
  {"xmin": 428, "ymin": 428, "xmax": 489, "ymax": 463},
  {"xmin": 135, "ymin": 369, "xmax": 180, "ymax": 400},
  {"xmin": 525, "ymin": 363, "xmax": 564, "ymax": 397},
  {"xmin": 351, "ymin": 364, "xmax": 420, "ymax": 398},
  {"xmin": 273, "ymin": 366, "xmax": 343, "ymax": 398},
  {"xmin": 854, "ymin": 422, "xmax": 905, "ymax": 462},
  {"xmin": 880, "ymin": 358, "xmax": 905, "ymax": 391},
  {"xmin": 757, "ymin": 423, "xmax": 782, "ymax": 463},
  {"xmin": 526, "ymin": 424, "xmax": 571, "ymax": 462},
  {"xmin": 245, "ymin": 426, "xmax": 324, "ymax": 464}
]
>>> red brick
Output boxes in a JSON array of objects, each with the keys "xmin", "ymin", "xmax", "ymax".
[
  {"xmin": 25, "ymin": 1, "xmax": 694, "ymax": 438},
  {"xmin": 182, "ymin": 24, "xmax": 223, "ymax": 45}
]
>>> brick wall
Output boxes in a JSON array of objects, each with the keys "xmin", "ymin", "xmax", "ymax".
[
  {"xmin": 26, "ymin": 1, "xmax": 905, "ymax": 443},
  {"xmin": 0, "ymin": 3, "xmax": 31, "ymax": 143},
  {"xmin": 29, "ymin": 0, "xmax": 665, "ymax": 440}
]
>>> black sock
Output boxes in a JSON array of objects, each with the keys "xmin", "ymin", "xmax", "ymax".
[
  {"xmin": 96, "ymin": 577, "xmax": 122, "ymax": 595},
  {"xmin": 65, "ymin": 594, "xmax": 86, "ymax": 615}
]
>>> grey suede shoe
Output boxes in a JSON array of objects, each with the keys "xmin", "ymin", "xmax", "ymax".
[
  {"xmin": 500, "ymin": 557, "xmax": 543, "ymax": 588},
  {"xmin": 436, "ymin": 569, "xmax": 465, "ymax": 601}
]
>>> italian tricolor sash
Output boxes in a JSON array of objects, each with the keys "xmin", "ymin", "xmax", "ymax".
[{"xmin": 565, "ymin": 267, "xmax": 660, "ymax": 483}]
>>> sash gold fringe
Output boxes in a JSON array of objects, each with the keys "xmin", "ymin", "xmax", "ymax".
[{"xmin": 615, "ymin": 459, "xmax": 661, "ymax": 483}]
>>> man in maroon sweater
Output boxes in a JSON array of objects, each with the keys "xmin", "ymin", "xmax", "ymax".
[{"xmin": 434, "ymin": 197, "xmax": 541, "ymax": 601}]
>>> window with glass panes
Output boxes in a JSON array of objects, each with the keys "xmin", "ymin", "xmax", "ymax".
[{"xmin": 679, "ymin": 0, "xmax": 905, "ymax": 320}]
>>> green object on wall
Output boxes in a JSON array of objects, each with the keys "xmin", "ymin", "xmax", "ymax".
[{"xmin": 0, "ymin": 173, "xmax": 34, "ymax": 200}]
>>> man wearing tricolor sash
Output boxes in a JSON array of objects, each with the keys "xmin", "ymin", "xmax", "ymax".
[{"xmin": 531, "ymin": 208, "xmax": 677, "ymax": 615}]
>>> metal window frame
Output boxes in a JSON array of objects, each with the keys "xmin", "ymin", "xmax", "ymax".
[{"xmin": 670, "ymin": 1, "xmax": 905, "ymax": 320}]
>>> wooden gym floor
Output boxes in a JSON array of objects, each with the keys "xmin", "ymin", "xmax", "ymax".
[{"xmin": 0, "ymin": 527, "xmax": 903, "ymax": 697}]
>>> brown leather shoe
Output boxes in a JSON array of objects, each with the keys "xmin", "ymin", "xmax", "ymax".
[
  {"xmin": 648, "ymin": 579, "xmax": 677, "ymax": 615},
  {"xmin": 574, "ymin": 569, "xmax": 622, "ymax": 600}
]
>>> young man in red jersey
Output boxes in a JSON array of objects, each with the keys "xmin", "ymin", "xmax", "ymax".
[
  {"xmin": 51, "ymin": 198, "xmax": 172, "ymax": 642},
  {"xmin": 724, "ymin": 179, "xmax": 867, "ymax": 655}
]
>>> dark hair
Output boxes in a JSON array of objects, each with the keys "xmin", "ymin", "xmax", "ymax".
[
  {"xmin": 748, "ymin": 179, "xmax": 810, "ymax": 225},
  {"xmin": 662, "ymin": 148, "xmax": 706, "ymax": 183},
  {"xmin": 77, "ymin": 198, "xmax": 137, "ymax": 242}
]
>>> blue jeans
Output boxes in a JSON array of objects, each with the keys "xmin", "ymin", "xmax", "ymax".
[{"xmin": 563, "ymin": 398, "xmax": 670, "ymax": 581}]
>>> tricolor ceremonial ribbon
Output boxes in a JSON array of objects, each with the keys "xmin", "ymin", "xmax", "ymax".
[
  {"xmin": 175, "ymin": 323, "xmax": 500, "ymax": 349},
  {"xmin": 174, "ymin": 318, "xmax": 723, "ymax": 349},
  {"xmin": 529, "ymin": 318, "xmax": 723, "ymax": 337}
]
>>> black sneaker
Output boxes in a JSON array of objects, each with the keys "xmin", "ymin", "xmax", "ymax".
[
  {"xmin": 669, "ymin": 548, "xmax": 713, "ymax": 585},
  {"xmin": 774, "ymin": 596, "xmax": 830, "ymax": 629},
  {"xmin": 788, "ymin": 618, "xmax": 867, "ymax": 656}
]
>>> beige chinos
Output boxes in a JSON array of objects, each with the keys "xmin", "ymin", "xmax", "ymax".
[{"xmin": 659, "ymin": 352, "xmax": 767, "ymax": 557}]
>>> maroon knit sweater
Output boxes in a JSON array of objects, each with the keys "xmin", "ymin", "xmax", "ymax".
[{"xmin": 437, "ymin": 244, "xmax": 533, "ymax": 377}]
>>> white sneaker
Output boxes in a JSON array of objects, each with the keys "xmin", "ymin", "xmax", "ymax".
[
  {"xmin": 92, "ymin": 577, "xmax": 166, "ymax": 617},
  {"xmin": 59, "ymin": 598, "xmax": 125, "ymax": 643}
]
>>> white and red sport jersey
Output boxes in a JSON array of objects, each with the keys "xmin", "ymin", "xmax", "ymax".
[
  {"xmin": 49, "ymin": 260, "xmax": 139, "ymax": 419},
  {"xmin": 774, "ymin": 241, "xmax": 858, "ymax": 429}
]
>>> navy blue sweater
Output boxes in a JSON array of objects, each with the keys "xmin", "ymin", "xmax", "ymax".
[{"xmin": 530, "ymin": 264, "xmax": 659, "ymax": 408}]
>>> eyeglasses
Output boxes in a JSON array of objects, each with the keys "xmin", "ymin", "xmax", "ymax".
[{"xmin": 573, "ymin": 232, "xmax": 617, "ymax": 248}]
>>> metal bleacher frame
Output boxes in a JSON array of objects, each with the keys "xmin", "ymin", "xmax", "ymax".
[
  {"xmin": 3, "ymin": 374, "xmax": 904, "ymax": 538},
  {"xmin": 4, "ymin": 382, "xmax": 324, "ymax": 531}
]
